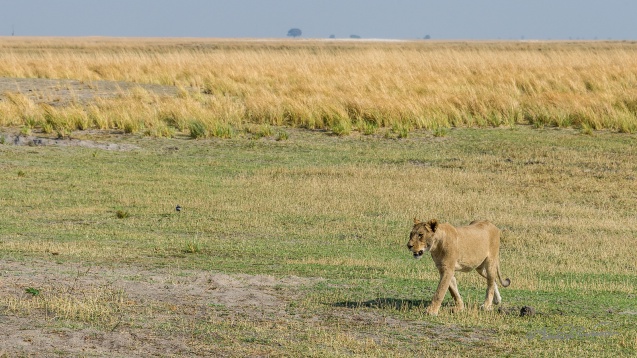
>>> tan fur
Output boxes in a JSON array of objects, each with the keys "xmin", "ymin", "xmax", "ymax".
[{"xmin": 407, "ymin": 218, "xmax": 510, "ymax": 316}]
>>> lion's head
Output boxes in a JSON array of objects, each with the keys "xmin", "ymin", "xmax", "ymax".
[{"xmin": 407, "ymin": 218, "xmax": 439, "ymax": 259}]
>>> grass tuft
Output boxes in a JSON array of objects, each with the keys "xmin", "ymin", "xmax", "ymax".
[
  {"xmin": 275, "ymin": 129, "xmax": 289, "ymax": 141},
  {"xmin": 432, "ymin": 126, "xmax": 450, "ymax": 137},
  {"xmin": 189, "ymin": 120, "xmax": 207, "ymax": 139},
  {"xmin": 25, "ymin": 287, "xmax": 41, "ymax": 296},
  {"xmin": 183, "ymin": 240, "xmax": 201, "ymax": 254}
]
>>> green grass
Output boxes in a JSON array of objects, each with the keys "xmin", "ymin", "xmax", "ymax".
[{"xmin": 1, "ymin": 126, "xmax": 636, "ymax": 356}]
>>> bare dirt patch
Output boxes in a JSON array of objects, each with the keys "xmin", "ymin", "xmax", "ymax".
[
  {"xmin": 1, "ymin": 131, "xmax": 140, "ymax": 151},
  {"xmin": 0, "ymin": 77, "xmax": 179, "ymax": 107},
  {"xmin": 0, "ymin": 258, "xmax": 318, "ymax": 356}
]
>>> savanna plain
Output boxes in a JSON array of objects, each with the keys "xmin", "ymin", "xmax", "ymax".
[{"xmin": 0, "ymin": 38, "xmax": 636, "ymax": 357}]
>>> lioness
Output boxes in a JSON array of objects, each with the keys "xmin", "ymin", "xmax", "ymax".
[{"xmin": 407, "ymin": 218, "xmax": 510, "ymax": 316}]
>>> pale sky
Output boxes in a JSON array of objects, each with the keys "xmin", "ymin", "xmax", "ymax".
[{"xmin": 1, "ymin": 0, "xmax": 636, "ymax": 40}]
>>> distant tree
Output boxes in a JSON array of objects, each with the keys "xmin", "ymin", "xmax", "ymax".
[
  {"xmin": 329, "ymin": 34, "xmax": 336, "ymax": 39},
  {"xmin": 424, "ymin": 34, "xmax": 431, "ymax": 40},
  {"xmin": 349, "ymin": 34, "xmax": 361, "ymax": 39},
  {"xmin": 287, "ymin": 28, "xmax": 302, "ymax": 38}
]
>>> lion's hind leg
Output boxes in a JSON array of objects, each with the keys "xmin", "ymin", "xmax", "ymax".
[
  {"xmin": 477, "ymin": 266, "xmax": 498, "ymax": 311},
  {"xmin": 477, "ymin": 267, "xmax": 501, "ymax": 305},
  {"xmin": 492, "ymin": 285, "xmax": 501, "ymax": 305}
]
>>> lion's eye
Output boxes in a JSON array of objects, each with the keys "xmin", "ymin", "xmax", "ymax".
[{"xmin": 418, "ymin": 233, "xmax": 423, "ymax": 239}]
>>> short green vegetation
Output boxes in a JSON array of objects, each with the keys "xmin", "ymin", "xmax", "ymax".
[{"xmin": 1, "ymin": 126, "xmax": 635, "ymax": 356}]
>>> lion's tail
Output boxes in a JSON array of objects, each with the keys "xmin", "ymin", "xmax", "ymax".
[{"xmin": 497, "ymin": 264, "xmax": 511, "ymax": 287}]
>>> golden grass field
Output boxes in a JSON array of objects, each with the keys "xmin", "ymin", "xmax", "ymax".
[{"xmin": 1, "ymin": 38, "xmax": 636, "ymax": 135}]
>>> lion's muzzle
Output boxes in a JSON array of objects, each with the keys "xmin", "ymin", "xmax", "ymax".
[{"xmin": 407, "ymin": 242, "xmax": 426, "ymax": 259}]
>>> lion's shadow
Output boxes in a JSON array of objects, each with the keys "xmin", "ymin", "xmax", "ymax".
[{"xmin": 332, "ymin": 298, "xmax": 431, "ymax": 310}]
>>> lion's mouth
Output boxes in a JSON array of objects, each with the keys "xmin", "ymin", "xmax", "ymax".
[{"xmin": 413, "ymin": 250, "xmax": 425, "ymax": 259}]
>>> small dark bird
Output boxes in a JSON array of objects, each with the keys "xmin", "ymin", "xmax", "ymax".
[{"xmin": 176, "ymin": 205, "xmax": 182, "ymax": 212}]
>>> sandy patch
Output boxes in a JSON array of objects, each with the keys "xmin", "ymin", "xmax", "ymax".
[
  {"xmin": 0, "ymin": 258, "xmax": 317, "ymax": 356},
  {"xmin": 1, "ymin": 132, "xmax": 139, "ymax": 151},
  {"xmin": 0, "ymin": 77, "xmax": 179, "ymax": 107}
]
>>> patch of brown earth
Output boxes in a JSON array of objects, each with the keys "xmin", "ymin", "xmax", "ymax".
[
  {"xmin": 1, "ymin": 132, "xmax": 140, "ymax": 151},
  {"xmin": 0, "ymin": 258, "xmax": 316, "ymax": 356},
  {"xmin": 0, "ymin": 77, "xmax": 179, "ymax": 107}
]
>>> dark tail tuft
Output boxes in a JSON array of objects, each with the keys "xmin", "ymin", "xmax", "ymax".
[{"xmin": 501, "ymin": 278, "xmax": 511, "ymax": 287}]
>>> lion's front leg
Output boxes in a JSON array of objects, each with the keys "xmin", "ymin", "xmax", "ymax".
[
  {"xmin": 449, "ymin": 275, "xmax": 464, "ymax": 312},
  {"xmin": 448, "ymin": 276, "xmax": 464, "ymax": 313},
  {"xmin": 427, "ymin": 270, "xmax": 454, "ymax": 316}
]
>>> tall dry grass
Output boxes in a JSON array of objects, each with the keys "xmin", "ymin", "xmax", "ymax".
[{"xmin": 1, "ymin": 37, "xmax": 636, "ymax": 135}]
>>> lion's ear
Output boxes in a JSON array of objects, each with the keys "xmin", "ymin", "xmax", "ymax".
[
  {"xmin": 413, "ymin": 217, "xmax": 421, "ymax": 225},
  {"xmin": 426, "ymin": 219, "xmax": 438, "ymax": 232}
]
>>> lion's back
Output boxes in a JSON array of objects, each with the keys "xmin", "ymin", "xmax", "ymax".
[
  {"xmin": 459, "ymin": 220, "xmax": 501, "ymax": 249},
  {"xmin": 467, "ymin": 220, "xmax": 500, "ymax": 236}
]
